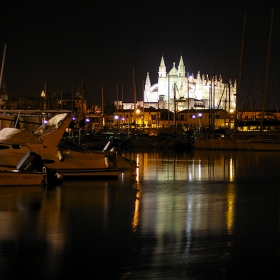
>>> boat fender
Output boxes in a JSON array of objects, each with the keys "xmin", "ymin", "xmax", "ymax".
[
  {"xmin": 58, "ymin": 149, "xmax": 64, "ymax": 162},
  {"xmin": 104, "ymin": 156, "xmax": 109, "ymax": 169}
]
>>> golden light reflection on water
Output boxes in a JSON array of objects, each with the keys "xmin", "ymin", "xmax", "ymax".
[
  {"xmin": 130, "ymin": 150, "xmax": 238, "ymax": 182},
  {"xmin": 132, "ymin": 196, "xmax": 140, "ymax": 232},
  {"xmin": 226, "ymin": 184, "xmax": 235, "ymax": 234},
  {"xmin": 135, "ymin": 153, "xmax": 140, "ymax": 182},
  {"xmin": 1, "ymin": 150, "xmax": 279, "ymax": 279},
  {"xmin": 126, "ymin": 150, "xmax": 241, "ymax": 260},
  {"xmin": 229, "ymin": 156, "xmax": 234, "ymax": 181}
]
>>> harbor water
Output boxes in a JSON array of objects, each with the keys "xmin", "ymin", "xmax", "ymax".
[{"xmin": 0, "ymin": 149, "xmax": 280, "ymax": 279}]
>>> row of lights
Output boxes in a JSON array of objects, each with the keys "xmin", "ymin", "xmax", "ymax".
[
  {"xmin": 191, "ymin": 113, "xmax": 203, "ymax": 119},
  {"xmin": 114, "ymin": 115, "xmax": 125, "ymax": 121}
]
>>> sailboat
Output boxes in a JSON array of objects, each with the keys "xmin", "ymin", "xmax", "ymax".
[
  {"xmin": 216, "ymin": 13, "xmax": 248, "ymax": 151},
  {"xmin": 248, "ymin": 7, "xmax": 280, "ymax": 151}
]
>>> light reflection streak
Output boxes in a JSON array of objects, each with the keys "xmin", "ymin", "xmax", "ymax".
[
  {"xmin": 103, "ymin": 182, "xmax": 109, "ymax": 230},
  {"xmin": 226, "ymin": 184, "xmax": 235, "ymax": 234},
  {"xmin": 131, "ymin": 196, "xmax": 140, "ymax": 232},
  {"xmin": 135, "ymin": 153, "xmax": 140, "ymax": 182},
  {"xmin": 229, "ymin": 156, "xmax": 234, "ymax": 181},
  {"xmin": 198, "ymin": 159, "xmax": 201, "ymax": 180}
]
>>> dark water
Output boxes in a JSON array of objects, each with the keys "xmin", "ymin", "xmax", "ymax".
[{"xmin": 0, "ymin": 149, "xmax": 280, "ymax": 279}]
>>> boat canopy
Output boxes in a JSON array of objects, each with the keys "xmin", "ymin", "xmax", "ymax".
[
  {"xmin": 33, "ymin": 113, "xmax": 69, "ymax": 136},
  {"xmin": 0, "ymin": 127, "xmax": 41, "ymax": 144}
]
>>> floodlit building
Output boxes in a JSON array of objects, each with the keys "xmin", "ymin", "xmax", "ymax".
[{"xmin": 143, "ymin": 55, "xmax": 237, "ymax": 113}]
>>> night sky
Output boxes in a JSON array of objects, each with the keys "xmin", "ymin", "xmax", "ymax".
[{"xmin": 1, "ymin": 0, "xmax": 279, "ymax": 109}]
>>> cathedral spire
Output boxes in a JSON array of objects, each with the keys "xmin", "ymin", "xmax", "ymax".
[
  {"xmin": 158, "ymin": 56, "xmax": 166, "ymax": 78},
  {"xmin": 178, "ymin": 55, "xmax": 185, "ymax": 77},
  {"xmin": 144, "ymin": 72, "xmax": 151, "ymax": 102},
  {"xmin": 145, "ymin": 72, "xmax": 151, "ymax": 89}
]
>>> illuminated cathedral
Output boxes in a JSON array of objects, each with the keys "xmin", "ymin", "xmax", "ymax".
[{"xmin": 143, "ymin": 56, "xmax": 236, "ymax": 113}]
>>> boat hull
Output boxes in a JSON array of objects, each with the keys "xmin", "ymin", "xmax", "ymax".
[
  {"xmin": 249, "ymin": 139, "xmax": 280, "ymax": 151},
  {"xmin": 194, "ymin": 138, "xmax": 211, "ymax": 150},
  {"xmin": 0, "ymin": 170, "xmax": 45, "ymax": 186},
  {"xmin": 57, "ymin": 168, "xmax": 134, "ymax": 179}
]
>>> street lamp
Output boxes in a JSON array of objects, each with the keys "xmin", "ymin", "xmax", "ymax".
[
  {"xmin": 136, "ymin": 109, "xmax": 140, "ymax": 129},
  {"xmin": 114, "ymin": 115, "xmax": 120, "ymax": 131},
  {"xmin": 198, "ymin": 112, "xmax": 202, "ymax": 133},
  {"xmin": 41, "ymin": 90, "xmax": 46, "ymax": 110}
]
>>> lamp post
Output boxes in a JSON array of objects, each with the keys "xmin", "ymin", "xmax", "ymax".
[
  {"xmin": 198, "ymin": 112, "xmax": 202, "ymax": 133},
  {"xmin": 41, "ymin": 90, "xmax": 46, "ymax": 110},
  {"xmin": 136, "ymin": 108, "xmax": 140, "ymax": 130},
  {"xmin": 114, "ymin": 115, "xmax": 120, "ymax": 132},
  {"xmin": 121, "ymin": 116, "xmax": 125, "ymax": 134}
]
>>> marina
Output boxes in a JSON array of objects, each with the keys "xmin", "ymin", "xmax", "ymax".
[{"xmin": 0, "ymin": 2, "xmax": 279, "ymax": 278}]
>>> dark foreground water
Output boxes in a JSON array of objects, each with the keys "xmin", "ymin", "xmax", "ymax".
[{"xmin": 0, "ymin": 149, "xmax": 280, "ymax": 279}]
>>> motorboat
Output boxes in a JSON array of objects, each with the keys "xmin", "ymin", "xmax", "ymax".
[{"xmin": 0, "ymin": 112, "xmax": 137, "ymax": 179}]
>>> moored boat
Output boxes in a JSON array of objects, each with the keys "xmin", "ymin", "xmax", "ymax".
[{"xmin": 0, "ymin": 112, "xmax": 137, "ymax": 179}]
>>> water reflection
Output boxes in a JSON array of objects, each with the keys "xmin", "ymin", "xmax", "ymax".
[
  {"xmin": 0, "ymin": 150, "xmax": 280, "ymax": 279},
  {"xmin": 126, "ymin": 149, "xmax": 280, "ymax": 182},
  {"xmin": 0, "ymin": 181, "xmax": 139, "ymax": 279},
  {"xmin": 122, "ymin": 149, "xmax": 280, "ymax": 279}
]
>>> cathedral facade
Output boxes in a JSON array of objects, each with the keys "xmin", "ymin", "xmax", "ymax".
[{"xmin": 143, "ymin": 56, "xmax": 237, "ymax": 113}]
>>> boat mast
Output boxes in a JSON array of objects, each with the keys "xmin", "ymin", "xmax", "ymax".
[
  {"xmin": 261, "ymin": 7, "xmax": 274, "ymax": 132},
  {"xmin": 101, "ymin": 86, "xmax": 105, "ymax": 128},
  {"xmin": 0, "ymin": 44, "xmax": 7, "ymax": 95},
  {"xmin": 233, "ymin": 13, "xmax": 247, "ymax": 133}
]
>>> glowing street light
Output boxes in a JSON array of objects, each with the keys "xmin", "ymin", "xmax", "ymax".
[
  {"xmin": 114, "ymin": 115, "xmax": 120, "ymax": 130},
  {"xmin": 41, "ymin": 90, "xmax": 46, "ymax": 110}
]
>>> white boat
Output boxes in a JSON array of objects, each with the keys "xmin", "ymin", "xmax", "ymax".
[{"xmin": 0, "ymin": 112, "xmax": 136, "ymax": 179}]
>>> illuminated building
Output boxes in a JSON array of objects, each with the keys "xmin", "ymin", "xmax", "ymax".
[{"xmin": 144, "ymin": 55, "xmax": 237, "ymax": 113}]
